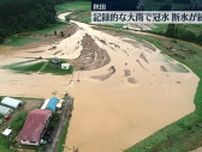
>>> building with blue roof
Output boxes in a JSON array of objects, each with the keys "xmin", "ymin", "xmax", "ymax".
[{"xmin": 46, "ymin": 97, "xmax": 59, "ymax": 112}]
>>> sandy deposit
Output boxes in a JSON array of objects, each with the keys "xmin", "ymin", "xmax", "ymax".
[
  {"xmin": 191, "ymin": 147, "xmax": 202, "ymax": 152},
  {"xmin": 0, "ymin": 13, "xmax": 199, "ymax": 152},
  {"xmin": 63, "ymin": 20, "xmax": 199, "ymax": 152}
]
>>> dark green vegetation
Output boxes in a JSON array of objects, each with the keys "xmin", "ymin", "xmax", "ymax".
[
  {"xmin": 0, "ymin": 0, "xmax": 57, "ymax": 43},
  {"xmin": 143, "ymin": 0, "xmax": 201, "ymax": 10},
  {"xmin": 10, "ymin": 112, "xmax": 27, "ymax": 140},
  {"xmin": 151, "ymin": 24, "xmax": 202, "ymax": 45},
  {"xmin": 3, "ymin": 22, "xmax": 68, "ymax": 47},
  {"xmin": 0, "ymin": 0, "xmax": 89, "ymax": 46},
  {"xmin": 55, "ymin": 0, "xmax": 90, "ymax": 12},
  {"xmin": 0, "ymin": 111, "xmax": 27, "ymax": 152},
  {"xmin": 56, "ymin": 0, "xmax": 91, "ymax": 24},
  {"xmin": 3, "ymin": 59, "xmax": 73, "ymax": 75}
]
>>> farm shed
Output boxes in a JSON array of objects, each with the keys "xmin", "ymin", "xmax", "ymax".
[
  {"xmin": 41, "ymin": 99, "xmax": 50, "ymax": 110},
  {"xmin": 61, "ymin": 63, "xmax": 70, "ymax": 70},
  {"xmin": 0, "ymin": 105, "xmax": 13, "ymax": 116},
  {"xmin": 46, "ymin": 97, "xmax": 59, "ymax": 112},
  {"xmin": 1, "ymin": 97, "xmax": 23, "ymax": 109},
  {"xmin": 19, "ymin": 109, "xmax": 52, "ymax": 146},
  {"xmin": 2, "ymin": 128, "xmax": 12, "ymax": 136}
]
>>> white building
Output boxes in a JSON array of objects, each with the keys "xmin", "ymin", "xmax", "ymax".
[
  {"xmin": 2, "ymin": 128, "xmax": 12, "ymax": 136},
  {"xmin": 0, "ymin": 105, "xmax": 13, "ymax": 116},
  {"xmin": 61, "ymin": 63, "xmax": 71, "ymax": 70},
  {"xmin": 1, "ymin": 97, "xmax": 23, "ymax": 109},
  {"xmin": 41, "ymin": 99, "xmax": 50, "ymax": 110}
]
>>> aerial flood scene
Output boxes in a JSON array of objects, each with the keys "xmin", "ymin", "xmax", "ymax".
[{"xmin": 0, "ymin": 0, "xmax": 202, "ymax": 152}]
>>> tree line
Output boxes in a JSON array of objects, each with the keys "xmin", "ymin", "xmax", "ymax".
[
  {"xmin": 0, "ymin": 0, "xmax": 69, "ymax": 43},
  {"xmin": 166, "ymin": 24, "xmax": 202, "ymax": 45}
]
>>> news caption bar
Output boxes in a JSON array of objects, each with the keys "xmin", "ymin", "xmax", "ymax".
[{"xmin": 91, "ymin": 11, "xmax": 202, "ymax": 24}]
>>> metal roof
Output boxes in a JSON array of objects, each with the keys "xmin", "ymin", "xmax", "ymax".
[
  {"xmin": 2, "ymin": 128, "xmax": 12, "ymax": 136},
  {"xmin": 47, "ymin": 97, "xmax": 59, "ymax": 112},
  {"xmin": 0, "ymin": 105, "xmax": 12, "ymax": 116},
  {"xmin": 19, "ymin": 109, "xmax": 52, "ymax": 144},
  {"xmin": 41, "ymin": 99, "xmax": 50, "ymax": 110},
  {"xmin": 1, "ymin": 97, "xmax": 23, "ymax": 108}
]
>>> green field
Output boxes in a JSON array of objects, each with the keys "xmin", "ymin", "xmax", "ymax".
[
  {"xmin": 2, "ymin": 22, "xmax": 69, "ymax": 47},
  {"xmin": 152, "ymin": 24, "xmax": 202, "ymax": 36},
  {"xmin": 3, "ymin": 36, "xmax": 40, "ymax": 47},
  {"xmin": 55, "ymin": 0, "xmax": 91, "ymax": 24},
  {"xmin": 0, "ymin": 111, "xmax": 27, "ymax": 152},
  {"xmin": 68, "ymin": 11, "xmax": 91, "ymax": 23},
  {"xmin": 143, "ymin": 0, "xmax": 190, "ymax": 10},
  {"xmin": 3, "ymin": 59, "xmax": 74, "ymax": 75},
  {"xmin": 55, "ymin": 0, "xmax": 90, "ymax": 13},
  {"xmin": 33, "ymin": 22, "xmax": 68, "ymax": 35}
]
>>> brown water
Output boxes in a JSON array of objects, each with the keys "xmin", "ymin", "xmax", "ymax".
[
  {"xmin": 0, "ymin": 18, "xmax": 199, "ymax": 152},
  {"xmin": 63, "ymin": 21, "xmax": 199, "ymax": 152}
]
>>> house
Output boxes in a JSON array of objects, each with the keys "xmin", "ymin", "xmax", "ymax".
[
  {"xmin": 19, "ymin": 109, "xmax": 52, "ymax": 146},
  {"xmin": 46, "ymin": 97, "xmax": 59, "ymax": 112},
  {"xmin": 61, "ymin": 63, "xmax": 70, "ymax": 70},
  {"xmin": 41, "ymin": 99, "xmax": 50, "ymax": 110},
  {"xmin": 1, "ymin": 97, "xmax": 23, "ymax": 109},
  {"xmin": 0, "ymin": 105, "xmax": 13, "ymax": 116}
]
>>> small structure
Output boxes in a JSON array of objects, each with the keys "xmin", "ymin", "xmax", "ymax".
[
  {"xmin": 2, "ymin": 128, "xmax": 12, "ymax": 136},
  {"xmin": 41, "ymin": 99, "xmax": 50, "ymax": 110},
  {"xmin": 1, "ymin": 97, "xmax": 23, "ymax": 109},
  {"xmin": 51, "ymin": 57, "xmax": 61, "ymax": 65},
  {"xmin": 61, "ymin": 63, "xmax": 70, "ymax": 70},
  {"xmin": 0, "ymin": 105, "xmax": 13, "ymax": 116},
  {"xmin": 56, "ymin": 99, "xmax": 64, "ymax": 110},
  {"xmin": 19, "ymin": 109, "xmax": 52, "ymax": 146},
  {"xmin": 46, "ymin": 97, "xmax": 59, "ymax": 112}
]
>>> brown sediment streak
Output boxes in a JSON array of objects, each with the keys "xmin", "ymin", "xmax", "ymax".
[
  {"xmin": 91, "ymin": 66, "xmax": 116, "ymax": 81},
  {"xmin": 70, "ymin": 34, "xmax": 111, "ymax": 71},
  {"xmin": 136, "ymin": 59, "xmax": 148, "ymax": 71}
]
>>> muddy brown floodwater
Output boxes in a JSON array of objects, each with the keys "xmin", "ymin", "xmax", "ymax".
[{"xmin": 0, "ymin": 14, "xmax": 199, "ymax": 152}]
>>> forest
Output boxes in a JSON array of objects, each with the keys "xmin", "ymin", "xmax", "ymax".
[{"xmin": 0, "ymin": 0, "xmax": 60, "ymax": 43}]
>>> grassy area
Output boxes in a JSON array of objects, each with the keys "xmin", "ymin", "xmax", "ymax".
[
  {"xmin": 33, "ymin": 22, "xmax": 68, "ymax": 35},
  {"xmin": 152, "ymin": 24, "xmax": 202, "ymax": 36},
  {"xmin": 0, "ymin": 136, "xmax": 13, "ymax": 152},
  {"xmin": 2, "ymin": 22, "xmax": 68, "ymax": 47},
  {"xmin": 3, "ymin": 36, "xmax": 40, "ymax": 47},
  {"xmin": 0, "ymin": 111, "xmax": 27, "ymax": 152},
  {"xmin": 3, "ymin": 59, "xmax": 73, "ymax": 75},
  {"xmin": 55, "ymin": 0, "xmax": 90, "ymax": 13},
  {"xmin": 126, "ymin": 112, "xmax": 202, "ymax": 152},
  {"xmin": 10, "ymin": 112, "xmax": 27, "ymax": 140},
  {"xmin": 143, "ymin": 0, "xmax": 190, "ymax": 10},
  {"xmin": 68, "ymin": 11, "xmax": 91, "ymax": 23}
]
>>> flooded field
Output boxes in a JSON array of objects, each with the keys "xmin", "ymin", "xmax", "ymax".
[{"xmin": 0, "ymin": 15, "xmax": 199, "ymax": 152}]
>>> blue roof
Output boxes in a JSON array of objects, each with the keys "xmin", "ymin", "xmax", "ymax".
[{"xmin": 47, "ymin": 97, "xmax": 59, "ymax": 112}]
